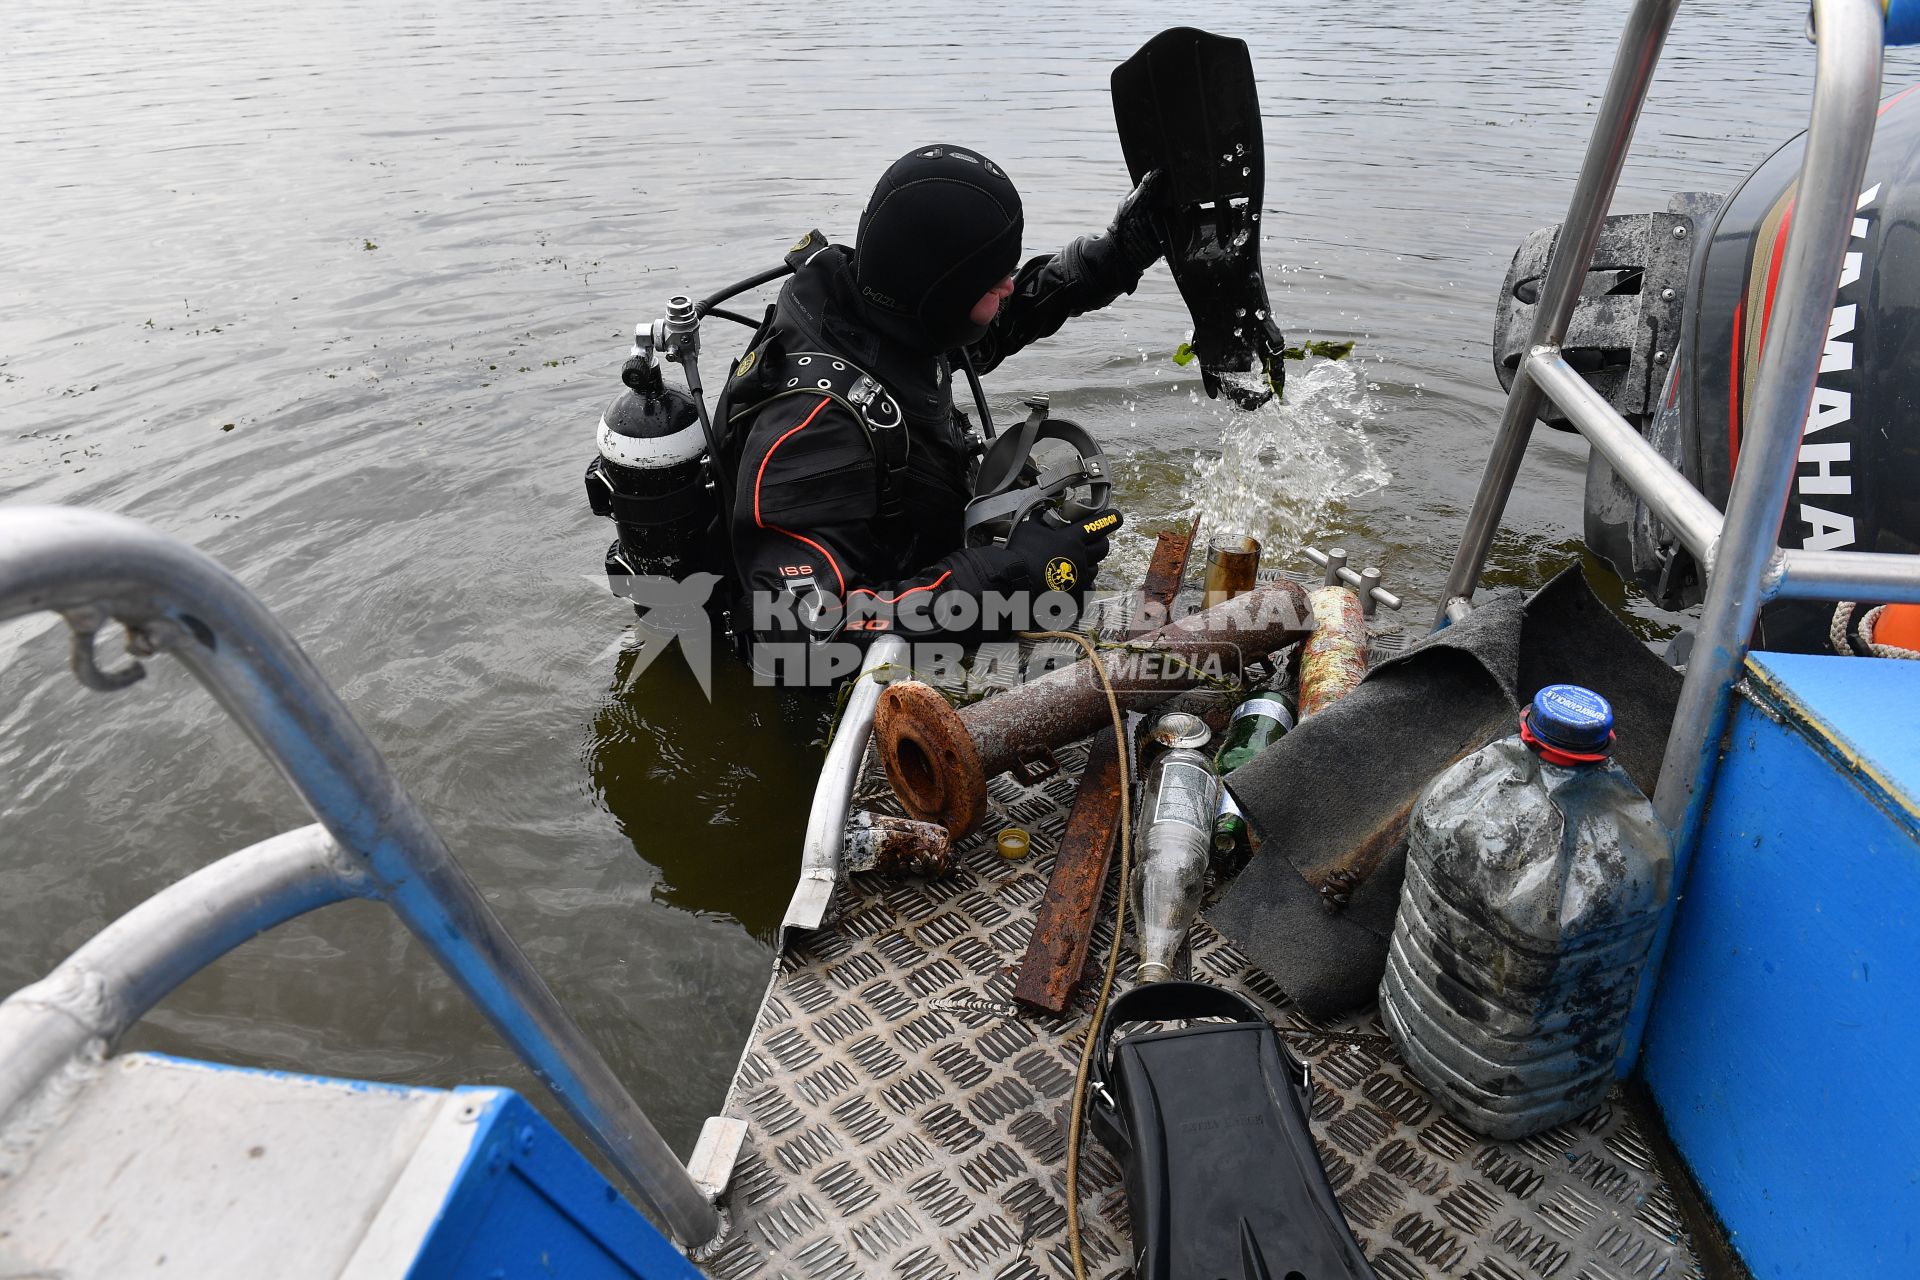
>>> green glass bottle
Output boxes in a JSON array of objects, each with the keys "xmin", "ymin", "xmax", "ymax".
[
  {"xmin": 1211, "ymin": 692, "xmax": 1295, "ymax": 872},
  {"xmin": 1214, "ymin": 693, "xmax": 1296, "ymax": 772}
]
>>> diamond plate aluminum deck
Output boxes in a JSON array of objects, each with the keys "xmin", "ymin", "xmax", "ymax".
[{"xmin": 712, "ymin": 586, "xmax": 1702, "ymax": 1280}]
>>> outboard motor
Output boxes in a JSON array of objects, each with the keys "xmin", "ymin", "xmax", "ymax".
[
  {"xmin": 583, "ymin": 322, "xmax": 713, "ymax": 585},
  {"xmin": 1497, "ymin": 87, "xmax": 1920, "ymax": 653}
]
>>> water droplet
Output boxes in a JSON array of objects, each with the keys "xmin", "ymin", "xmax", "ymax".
[{"xmin": 1179, "ymin": 361, "xmax": 1391, "ymax": 559}]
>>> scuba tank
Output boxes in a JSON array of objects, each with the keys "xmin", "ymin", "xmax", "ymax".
[
  {"xmin": 583, "ymin": 334, "xmax": 712, "ymax": 583},
  {"xmin": 585, "ymin": 251, "xmax": 1112, "ymax": 607}
]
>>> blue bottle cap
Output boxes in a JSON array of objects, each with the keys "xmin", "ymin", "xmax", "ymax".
[{"xmin": 1529, "ymin": 684, "xmax": 1614, "ymax": 753}]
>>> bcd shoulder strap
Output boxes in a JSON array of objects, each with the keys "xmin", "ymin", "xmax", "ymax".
[{"xmin": 728, "ymin": 347, "xmax": 911, "ymax": 529}]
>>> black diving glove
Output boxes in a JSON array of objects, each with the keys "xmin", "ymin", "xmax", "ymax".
[
  {"xmin": 1105, "ymin": 170, "xmax": 1165, "ymax": 275},
  {"xmin": 988, "ymin": 506, "xmax": 1124, "ymax": 598}
]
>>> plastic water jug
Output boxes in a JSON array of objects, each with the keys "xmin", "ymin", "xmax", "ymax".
[{"xmin": 1379, "ymin": 684, "xmax": 1671, "ymax": 1139}]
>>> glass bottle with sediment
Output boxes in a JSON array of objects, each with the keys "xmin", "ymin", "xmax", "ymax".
[
  {"xmin": 1210, "ymin": 691, "xmax": 1297, "ymax": 874},
  {"xmin": 1133, "ymin": 717, "xmax": 1220, "ymax": 982}
]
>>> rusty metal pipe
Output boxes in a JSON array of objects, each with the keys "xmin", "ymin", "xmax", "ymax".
[
  {"xmin": 876, "ymin": 578, "xmax": 1313, "ymax": 835},
  {"xmin": 1298, "ymin": 584, "xmax": 1368, "ymax": 717}
]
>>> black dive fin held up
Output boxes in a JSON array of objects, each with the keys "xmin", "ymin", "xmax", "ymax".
[{"xmin": 1113, "ymin": 27, "xmax": 1287, "ymax": 408}]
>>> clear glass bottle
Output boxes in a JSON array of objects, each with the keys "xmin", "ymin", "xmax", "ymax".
[{"xmin": 1134, "ymin": 716, "xmax": 1220, "ymax": 982}]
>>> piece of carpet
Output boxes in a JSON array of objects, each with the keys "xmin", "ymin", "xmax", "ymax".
[{"xmin": 1205, "ymin": 565, "xmax": 1681, "ymax": 1017}]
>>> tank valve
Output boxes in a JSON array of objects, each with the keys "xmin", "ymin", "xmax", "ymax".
[
  {"xmin": 662, "ymin": 294, "xmax": 700, "ymax": 360},
  {"xmin": 585, "ymin": 311, "xmax": 714, "ymax": 582}
]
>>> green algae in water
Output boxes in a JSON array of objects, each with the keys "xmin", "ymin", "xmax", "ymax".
[
  {"xmin": 1173, "ymin": 337, "xmax": 1354, "ymax": 370},
  {"xmin": 1283, "ymin": 339, "xmax": 1355, "ymax": 361}
]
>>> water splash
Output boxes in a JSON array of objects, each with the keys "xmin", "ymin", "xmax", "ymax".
[{"xmin": 1183, "ymin": 358, "xmax": 1391, "ymax": 556}]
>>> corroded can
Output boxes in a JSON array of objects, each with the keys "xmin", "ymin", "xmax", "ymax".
[{"xmin": 842, "ymin": 812, "xmax": 952, "ymax": 877}]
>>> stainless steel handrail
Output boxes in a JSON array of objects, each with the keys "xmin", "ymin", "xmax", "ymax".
[
  {"xmin": 0, "ymin": 825, "xmax": 373, "ymax": 1122},
  {"xmin": 782, "ymin": 634, "xmax": 909, "ymax": 935},
  {"xmin": 1527, "ymin": 353, "xmax": 1725, "ymax": 568},
  {"xmin": 1628, "ymin": 0, "xmax": 1887, "ymax": 1061},
  {"xmin": 1774, "ymin": 546, "xmax": 1920, "ymax": 600},
  {"xmin": 1436, "ymin": 0, "xmax": 1684, "ymax": 620},
  {"xmin": 1433, "ymin": 0, "xmax": 1904, "ymax": 1068},
  {"xmin": 1506, "ymin": 350, "xmax": 1920, "ymax": 608},
  {"xmin": 0, "ymin": 506, "xmax": 720, "ymax": 1247},
  {"xmin": 1440, "ymin": 0, "xmax": 1920, "ymax": 622}
]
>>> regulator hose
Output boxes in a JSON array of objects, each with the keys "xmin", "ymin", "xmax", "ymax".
[{"xmin": 696, "ymin": 263, "xmax": 794, "ymax": 317}]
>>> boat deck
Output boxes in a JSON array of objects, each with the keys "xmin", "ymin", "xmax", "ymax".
[{"xmin": 706, "ymin": 589, "xmax": 1707, "ymax": 1280}]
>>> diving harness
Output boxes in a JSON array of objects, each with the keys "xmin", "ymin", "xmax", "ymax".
[{"xmin": 584, "ymin": 243, "xmax": 1111, "ymax": 601}]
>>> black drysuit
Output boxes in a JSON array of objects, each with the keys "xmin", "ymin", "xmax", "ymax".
[{"xmin": 723, "ymin": 233, "xmax": 1143, "ymax": 654}]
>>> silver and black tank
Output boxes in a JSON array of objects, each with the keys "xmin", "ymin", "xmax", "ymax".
[{"xmin": 583, "ymin": 347, "xmax": 712, "ymax": 583}]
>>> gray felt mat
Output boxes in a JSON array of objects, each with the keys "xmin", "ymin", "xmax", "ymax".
[{"xmin": 1206, "ymin": 565, "xmax": 1682, "ymax": 1017}]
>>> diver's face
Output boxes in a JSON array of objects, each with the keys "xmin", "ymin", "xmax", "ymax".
[{"xmin": 969, "ymin": 275, "xmax": 1016, "ymax": 327}]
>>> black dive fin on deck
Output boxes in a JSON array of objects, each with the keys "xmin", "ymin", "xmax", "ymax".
[{"xmin": 1113, "ymin": 27, "xmax": 1287, "ymax": 407}]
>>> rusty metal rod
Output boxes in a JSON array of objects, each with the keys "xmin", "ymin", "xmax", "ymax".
[
  {"xmin": 876, "ymin": 578, "xmax": 1313, "ymax": 834},
  {"xmin": 1012, "ymin": 728, "xmax": 1126, "ymax": 1015},
  {"xmin": 1125, "ymin": 524, "xmax": 1199, "ymax": 639}
]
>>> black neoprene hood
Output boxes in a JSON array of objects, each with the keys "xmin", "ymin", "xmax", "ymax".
[{"xmin": 853, "ymin": 145, "xmax": 1024, "ymax": 354}]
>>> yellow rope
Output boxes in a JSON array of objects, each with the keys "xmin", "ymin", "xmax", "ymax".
[{"xmin": 1019, "ymin": 629, "xmax": 1130, "ymax": 1280}]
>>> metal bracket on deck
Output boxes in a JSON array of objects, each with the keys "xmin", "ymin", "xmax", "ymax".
[
  {"xmin": 1010, "ymin": 745, "xmax": 1061, "ymax": 786},
  {"xmin": 781, "ymin": 637, "xmax": 910, "ymax": 935},
  {"xmin": 1302, "ymin": 546, "xmax": 1403, "ymax": 618},
  {"xmin": 686, "ymin": 1115, "xmax": 748, "ymax": 1206}
]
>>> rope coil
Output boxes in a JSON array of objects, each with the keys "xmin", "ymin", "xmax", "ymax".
[{"xmin": 1831, "ymin": 601, "xmax": 1920, "ymax": 660}]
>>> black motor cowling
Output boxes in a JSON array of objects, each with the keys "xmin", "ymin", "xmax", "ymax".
[
  {"xmin": 584, "ymin": 353, "xmax": 713, "ymax": 583},
  {"xmin": 1668, "ymin": 88, "xmax": 1920, "ymax": 650},
  {"xmin": 1500, "ymin": 87, "xmax": 1920, "ymax": 653}
]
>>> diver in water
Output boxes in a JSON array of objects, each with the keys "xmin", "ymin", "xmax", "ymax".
[{"xmin": 719, "ymin": 145, "xmax": 1161, "ymax": 671}]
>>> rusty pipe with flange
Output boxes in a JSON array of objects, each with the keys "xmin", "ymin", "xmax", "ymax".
[{"xmin": 875, "ymin": 578, "xmax": 1314, "ymax": 836}]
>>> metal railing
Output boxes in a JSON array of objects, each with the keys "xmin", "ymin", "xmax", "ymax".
[
  {"xmin": 0, "ymin": 506, "xmax": 720, "ymax": 1249},
  {"xmin": 783, "ymin": 635, "xmax": 909, "ymax": 935},
  {"xmin": 1436, "ymin": 0, "xmax": 1915, "ymax": 1066}
]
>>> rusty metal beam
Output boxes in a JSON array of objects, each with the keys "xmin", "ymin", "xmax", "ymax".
[
  {"xmin": 1125, "ymin": 519, "xmax": 1199, "ymax": 639},
  {"xmin": 1011, "ymin": 729, "xmax": 1124, "ymax": 1015}
]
